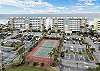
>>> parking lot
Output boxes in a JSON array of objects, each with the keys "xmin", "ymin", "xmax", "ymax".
[
  {"xmin": 85, "ymin": 36, "xmax": 100, "ymax": 63},
  {"xmin": 1, "ymin": 47, "xmax": 17, "ymax": 65},
  {"xmin": 0, "ymin": 31, "xmax": 44, "ymax": 66},
  {"xmin": 59, "ymin": 34, "xmax": 97, "ymax": 71},
  {"xmin": 63, "ymin": 54, "xmax": 90, "ymax": 62},
  {"xmin": 59, "ymin": 64, "xmax": 86, "ymax": 71}
]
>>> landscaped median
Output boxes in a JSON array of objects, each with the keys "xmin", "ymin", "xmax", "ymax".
[
  {"xmin": 86, "ymin": 48, "xmax": 95, "ymax": 61},
  {"xmin": 83, "ymin": 37, "xmax": 96, "ymax": 61}
]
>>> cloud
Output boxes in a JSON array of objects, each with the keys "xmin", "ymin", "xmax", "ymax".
[
  {"xmin": 0, "ymin": 0, "xmax": 56, "ymax": 13},
  {"xmin": 57, "ymin": 7, "xmax": 65, "ymax": 9},
  {"xmin": 78, "ymin": 0, "xmax": 96, "ymax": 6},
  {"xmin": 0, "ymin": 0, "xmax": 100, "ymax": 14},
  {"xmin": 0, "ymin": 0, "xmax": 17, "ymax": 3},
  {"xmin": 64, "ymin": 0, "xmax": 100, "ymax": 13},
  {"xmin": 0, "ymin": 0, "xmax": 53, "ymax": 8}
]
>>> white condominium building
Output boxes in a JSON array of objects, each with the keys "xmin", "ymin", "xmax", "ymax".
[
  {"xmin": 8, "ymin": 16, "xmax": 65, "ymax": 32},
  {"xmin": 67, "ymin": 17, "xmax": 87, "ymax": 32},
  {"xmin": 94, "ymin": 18, "xmax": 100, "ymax": 33},
  {"xmin": 8, "ymin": 17, "xmax": 43, "ymax": 31},
  {"xmin": 52, "ymin": 17, "xmax": 65, "ymax": 32},
  {"xmin": 29, "ymin": 17, "xmax": 43, "ymax": 31},
  {"xmin": 8, "ymin": 16, "xmax": 88, "ymax": 33},
  {"xmin": 45, "ymin": 17, "xmax": 53, "ymax": 30},
  {"xmin": 8, "ymin": 17, "xmax": 29, "ymax": 30}
]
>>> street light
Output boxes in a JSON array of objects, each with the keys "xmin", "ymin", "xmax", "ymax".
[{"xmin": 76, "ymin": 63, "xmax": 78, "ymax": 70}]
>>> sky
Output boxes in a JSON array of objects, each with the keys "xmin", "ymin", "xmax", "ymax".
[{"xmin": 0, "ymin": 0, "xmax": 100, "ymax": 14}]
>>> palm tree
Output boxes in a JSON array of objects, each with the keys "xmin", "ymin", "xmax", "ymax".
[
  {"xmin": 29, "ymin": 23, "xmax": 32, "ymax": 32},
  {"xmin": 80, "ymin": 25, "xmax": 84, "ymax": 34},
  {"xmin": 48, "ymin": 52, "xmax": 53, "ymax": 65},
  {"xmin": 85, "ymin": 42, "xmax": 89, "ymax": 49},
  {"xmin": 85, "ymin": 24, "xmax": 89, "ymax": 34},
  {"xmin": 48, "ymin": 52, "xmax": 53, "ymax": 58},
  {"xmin": 86, "ymin": 24, "xmax": 89, "ymax": 28},
  {"xmin": 50, "ymin": 47, "xmax": 60, "ymax": 66},
  {"xmin": 90, "ymin": 48, "xmax": 95, "ymax": 53},
  {"xmin": 52, "ymin": 48, "xmax": 56, "ymax": 54}
]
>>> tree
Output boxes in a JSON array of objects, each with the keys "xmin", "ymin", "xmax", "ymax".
[
  {"xmin": 80, "ymin": 25, "xmax": 84, "ymax": 34},
  {"xmin": 86, "ymin": 24, "xmax": 89, "ymax": 28},
  {"xmin": 57, "ymin": 29, "xmax": 61, "ymax": 33},
  {"xmin": 48, "ymin": 52, "xmax": 53, "ymax": 58},
  {"xmin": 1, "ymin": 42, "xmax": 4, "ymax": 46},
  {"xmin": 29, "ymin": 23, "xmax": 32, "ymax": 32},
  {"xmin": 91, "ymin": 25, "xmax": 94, "ymax": 29},
  {"xmin": 90, "ymin": 48, "xmax": 95, "ymax": 53}
]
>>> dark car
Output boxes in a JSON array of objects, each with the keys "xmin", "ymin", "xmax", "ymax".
[{"xmin": 60, "ymin": 52, "xmax": 65, "ymax": 58}]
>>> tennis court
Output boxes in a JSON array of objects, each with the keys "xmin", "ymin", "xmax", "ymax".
[
  {"xmin": 43, "ymin": 41, "xmax": 54, "ymax": 48},
  {"xmin": 35, "ymin": 40, "xmax": 57, "ymax": 57},
  {"xmin": 26, "ymin": 38, "xmax": 59, "ymax": 65},
  {"xmin": 36, "ymin": 48, "xmax": 53, "ymax": 57},
  {"xmin": 31, "ymin": 39, "xmax": 59, "ymax": 57}
]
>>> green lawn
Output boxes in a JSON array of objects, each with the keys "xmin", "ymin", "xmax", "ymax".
[{"xmin": 7, "ymin": 66, "xmax": 48, "ymax": 71}]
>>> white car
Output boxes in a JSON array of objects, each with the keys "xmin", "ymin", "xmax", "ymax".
[
  {"xmin": 94, "ymin": 41, "xmax": 100, "ymax": 44},
  {"xmin": 70, "ymin": 46, "xmax": 74, "ymax": 51}
]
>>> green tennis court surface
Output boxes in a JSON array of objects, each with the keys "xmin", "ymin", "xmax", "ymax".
[
  {"xmin": 34, "ymin": 39, "xmax": 59, "ymax": 57},
  {"xmin": 43, "ymin": 41, "xmax": 54, "ymax": 48},
  {"xmin": 36, "ymin": 48, "xmax": 53, "ymax": 56}
]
